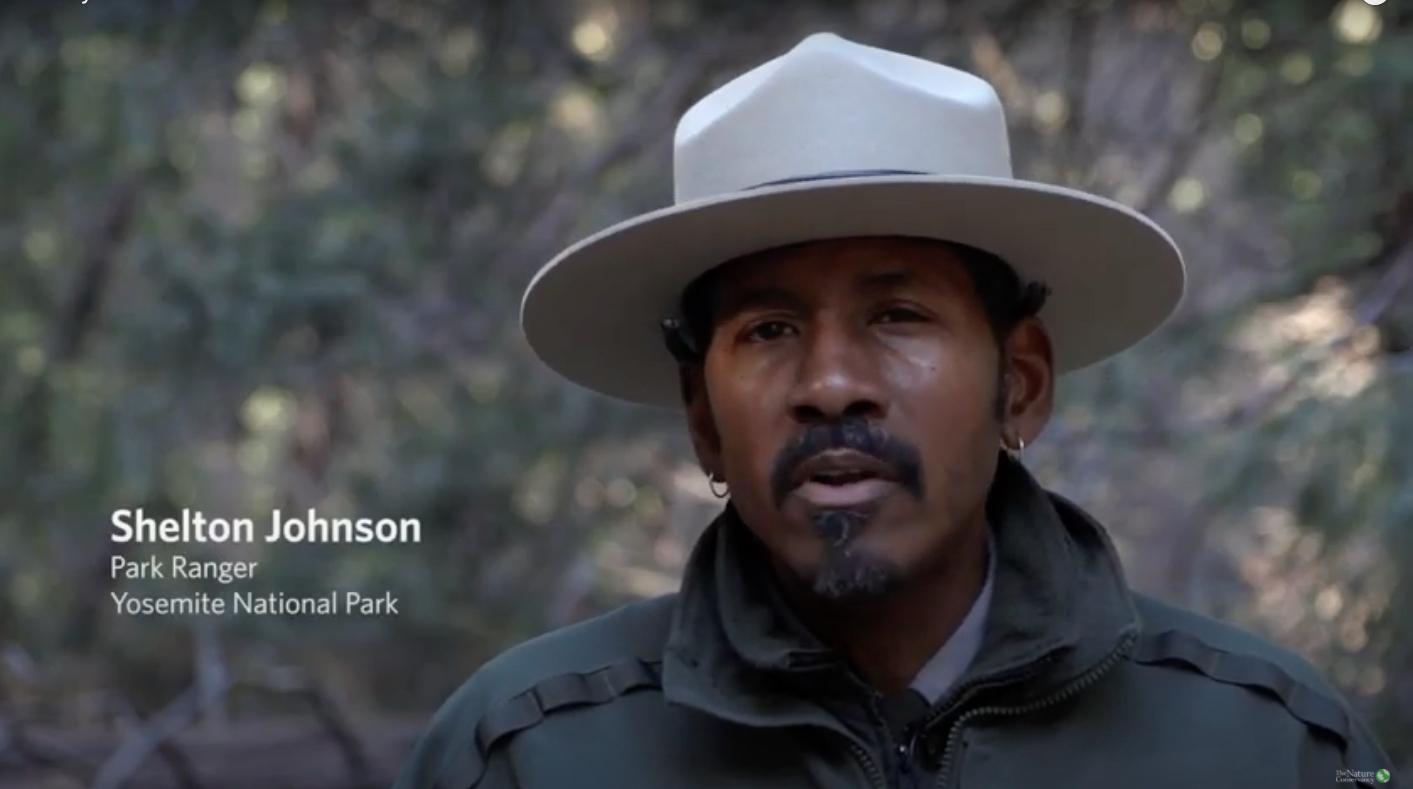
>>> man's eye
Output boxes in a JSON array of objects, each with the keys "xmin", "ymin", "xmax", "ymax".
[
  {"xmin": 875, "ymin": 306, "xmax": 927, "ymax": 323},
  {"xmin": 744, "ymin": 320, "xmax": 796, "ymax": 342}
]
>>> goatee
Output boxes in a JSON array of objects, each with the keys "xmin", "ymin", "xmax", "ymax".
[{"xmin": 808, "ymin": 508, "xmax": 902, "ymax": 602}]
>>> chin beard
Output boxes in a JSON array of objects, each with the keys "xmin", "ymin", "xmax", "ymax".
[
  {"xmin": 811, "ymin": 551, "xmax": 901, "ymax": 601},
  {"xmin": 808, "ymin": 508, "xmax": 903, "ymax": 602}
]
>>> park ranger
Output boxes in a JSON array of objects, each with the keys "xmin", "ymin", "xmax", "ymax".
[{"xmin": 395, "ymin": 32, "xmax": 1394, "ymax": 789}]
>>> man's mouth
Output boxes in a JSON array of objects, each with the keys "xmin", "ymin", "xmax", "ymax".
[
  {"xmin": 792, "ymin": 475, "xmax": 897, "ymax": 507},
  {"xmin": 787, "ymin": 450, "xmax": 900, "ymax": 508}
]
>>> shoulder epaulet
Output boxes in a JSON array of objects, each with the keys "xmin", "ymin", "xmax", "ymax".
[
  {"xmin": 437, "ymin": 657, "xmax": 663, "ymax": 789},
  {"xmin": 1132, "ymin": 628, "xmax": 1376, "ymax": 765}
]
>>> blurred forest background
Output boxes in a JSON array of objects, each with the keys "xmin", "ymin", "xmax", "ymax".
[{"xmin": 1, "ymin": 0, "xmax": 1410, "ymax": 786}]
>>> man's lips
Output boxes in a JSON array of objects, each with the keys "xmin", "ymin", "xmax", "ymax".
[
  {"xmin": 788, "ymin": 449, "xmax": 898, "ymax": 490},
  {"xmin": 790, "ymin": 477, "xmax": 897, "ymax": 508}
]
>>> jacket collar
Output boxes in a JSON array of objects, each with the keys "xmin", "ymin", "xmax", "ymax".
[{"xmin": 661, "ymin": 451, "xmax": 1141, "ymax": 728}]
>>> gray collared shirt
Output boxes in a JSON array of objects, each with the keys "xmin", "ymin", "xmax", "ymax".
[{"xmin": 907, "ymin": 522, "xmax": 997, "ymax": 704}]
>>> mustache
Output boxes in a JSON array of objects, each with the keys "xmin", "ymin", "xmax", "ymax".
[{"xmin": 769, "ymin": 416, "xmax": 924, "ymax": 508}]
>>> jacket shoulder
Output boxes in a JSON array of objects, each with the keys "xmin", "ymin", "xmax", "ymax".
[
  {"xmin": 1130, "ymin": 591, "xmax": 1389, "ymax": 780},
  {"xmin": 1132, "ymin": 591, "xmax": 1338, "ymax": 694},
  {"xmin": 393, "ymin": 592, "xmax": 678, "ymax": 789},
  {"xmin": 464, "ymin": 590, "xmax": 676, "ymax": 693}
]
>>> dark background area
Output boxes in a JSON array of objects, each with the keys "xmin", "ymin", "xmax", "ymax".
[{"xmin": 1, "ymin": 0, "xmax": 1410, "ymax": 786}]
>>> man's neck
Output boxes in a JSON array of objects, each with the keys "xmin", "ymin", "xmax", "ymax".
[{"xmin": 767, "ymin": 515, "xmax": 991, "ymax": 696}]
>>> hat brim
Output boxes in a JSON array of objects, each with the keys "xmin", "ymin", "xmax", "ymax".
[{"xmin": 520, "ymin": 174, "xmax": 1185, "ymax": 409}]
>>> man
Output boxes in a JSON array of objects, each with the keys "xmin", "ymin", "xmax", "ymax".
[{"xmin": 395, "ymin": 33, "xmax": 1393, "ymax": 788}]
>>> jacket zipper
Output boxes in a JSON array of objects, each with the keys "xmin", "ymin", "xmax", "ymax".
[
  {"xmin": 894, "ymin": 724, "xmax": 923, "ymax": 789},
  {"xmin": 792, "ymin": 657, "xmax": 890, "ymax": 788},
  {"xmin": 846, "ymin": 740, "xmax": 887, "ymax": 788},
  {"xmin": 851, "ymin": 693, "xmax": 917, "ymax": 789},
  {"xmin": 852, "ymin": 648, "xmax": 1064, "ymax": 789},
  {"xmin": 931, "ymin": 629, "xmax": 1139, "ymax": 788},
  {"xmin": 838, "ymin": 629, "xmax": 1134, "ymax": 788},
  {"xmin": 844, "ymin": 678, "xmax": 924, "ymax": 789}
]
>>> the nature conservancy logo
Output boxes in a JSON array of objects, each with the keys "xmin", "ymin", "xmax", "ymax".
[{"xmin": 1336, "ymin": 767, "xmax": 1392, "ymax": 784}]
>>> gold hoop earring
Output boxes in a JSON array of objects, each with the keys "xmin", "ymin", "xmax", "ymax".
[{"xmin": 708, "ymin": 472, "xmax": 730, "ymax": 499}]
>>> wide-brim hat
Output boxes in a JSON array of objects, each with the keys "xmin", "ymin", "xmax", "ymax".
[{"xmin": 521, "ymin": 33, "xmax": 1185, "ymax": 409}]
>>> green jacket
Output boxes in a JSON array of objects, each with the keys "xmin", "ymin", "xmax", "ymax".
[{"xmin": 395, "ymin": 454, "xmax": 1394, "ymax": 788}]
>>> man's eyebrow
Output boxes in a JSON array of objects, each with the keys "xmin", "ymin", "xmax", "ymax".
[
  {"xmin": 715, "ymin": 269, "xmax": 934, "ymax": 320},
  {"xmin": 856, "ymin": 269, "xmax": 918, "ymax": 289},
  {"xmin": 715, "ymin": 287, "xmax": 809, "ymax": 320}
]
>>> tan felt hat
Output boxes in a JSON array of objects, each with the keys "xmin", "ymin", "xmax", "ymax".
[{"xmin": 520, "ymin": 32, "xmax": 1186, "ymax": 409}]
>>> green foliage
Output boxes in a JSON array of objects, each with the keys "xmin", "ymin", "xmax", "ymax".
[{"xmin": 0, "ymin": 0, "xmax": 1408, "ymax": 775}]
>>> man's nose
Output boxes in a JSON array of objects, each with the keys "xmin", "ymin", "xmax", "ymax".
[{"xmin": 786, "ymin": 320, "xmax": 888, "ymax": 424}]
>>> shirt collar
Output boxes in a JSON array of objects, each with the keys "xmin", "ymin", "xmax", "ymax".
[{"xmin": 908, "ymin": 521, "xmax": 997, "ymax": 703}]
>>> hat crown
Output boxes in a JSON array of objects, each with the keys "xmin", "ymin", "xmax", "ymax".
[{"xmin": 673, "ymin": 32, "xmax": 1013, "ymax": 202}]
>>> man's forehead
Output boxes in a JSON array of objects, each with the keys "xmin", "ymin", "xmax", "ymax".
[{"xmin": 711, "ymin": 237, "xmax": 972, "ymax": 307}]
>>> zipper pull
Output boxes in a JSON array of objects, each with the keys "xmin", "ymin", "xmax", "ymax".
[
  {"xmin": 877, "ymin": 687, "xmax": 930, "ymax": 788},
  {"xmin": 894, "ymin": 728, "xmax": 921, "ymax": 789}
]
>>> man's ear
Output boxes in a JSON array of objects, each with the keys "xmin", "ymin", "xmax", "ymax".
[
  {"xmin": 1001, "ymin": 316, "xmax": 1055, "ymax": 445},
  {"xmin": 680, "ymin": 364, "xmax": 724, "ymax": 478}
]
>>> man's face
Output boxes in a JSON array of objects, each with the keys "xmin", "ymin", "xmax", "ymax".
[{"xmin": 684, "ymin": 237, "xmax": 1049, "ymax": 603}]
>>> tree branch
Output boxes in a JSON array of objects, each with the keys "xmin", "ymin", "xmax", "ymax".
[
  {"xmin": 91, "ymin": 679, "xmax": 229, "ymax": 789},
  {"xmin": 1137, "ymin": 59, "xmax": 1224, "ymax": 215},
  {"xmin": 1063, "ymin": 4, "xmax": 1098, "ymax": 179}
]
